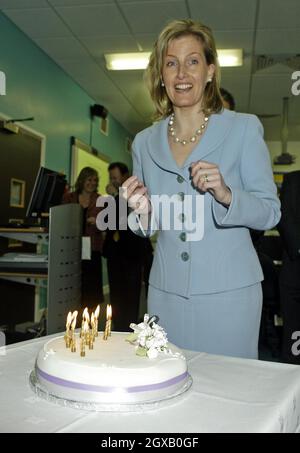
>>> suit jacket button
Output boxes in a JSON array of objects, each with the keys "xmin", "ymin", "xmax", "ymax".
[
  {"xmin": 177, "ymin": 175, "xmax": 184, "ymax": 183},
  {"xmin": 179, "ymin": 213, "xmax": 185, "ymax": 222},
  {"xmin": 180, "ymin": 232, "xmax": 186, "ymax": 241},
  {"xmin": 181, "ymin": 252, "xmax": 189, "ymax": 261}
]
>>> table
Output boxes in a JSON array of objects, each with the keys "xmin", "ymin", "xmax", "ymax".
[{"xmin": 1, "ymin": 334, "xmax": 300, "ymax": 433}]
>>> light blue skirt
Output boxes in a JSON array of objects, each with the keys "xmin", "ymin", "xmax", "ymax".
[{"xmin": 148, "ymin": 283, "xmax": 262, "ymax": 359}]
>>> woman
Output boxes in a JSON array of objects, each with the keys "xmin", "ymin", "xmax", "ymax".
[
  {"xmin": 63, "ymin": 167, "xmax": 104, "ymax": 308},
  {"xmin": 123, "ymin": 19, "xmax": 281, "ymax": 359}
]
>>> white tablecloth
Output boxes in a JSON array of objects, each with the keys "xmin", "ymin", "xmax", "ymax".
[{"xmin": 1, "ymin": 334, "xmax": 300, "ymax": 433}]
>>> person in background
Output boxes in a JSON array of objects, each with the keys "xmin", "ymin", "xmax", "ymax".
[
  {"xmin": 102, "ymin": 162, "xmax": 153, "ymax": 331},
  {"xmin": 221, "ymin": 86, "xmax": 282, "ymax": 358},
  {"xmin": 220, "ymin": 87, "xmax": 236, "ymax": 111},
  {"xmin": 63, "ymin": 167, "xmax": 104, "ymax": 309},
  {"xmin": 277, "ymin": 171, "xmax": 300, "ymax": 364},
  {"xmin": 122, "ymin": 19, "xmax": 281, "ymax": 358}
]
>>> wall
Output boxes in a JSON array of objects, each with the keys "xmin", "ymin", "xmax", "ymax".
[
  {"xmin": 0, "ymin": 12, "xmax": 134, "ymax": 299},
  {"xmin": 0, "ymin": 12, "xmax": 132, "ymax": 180}
]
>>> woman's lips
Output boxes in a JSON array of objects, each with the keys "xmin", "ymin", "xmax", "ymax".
[{"xmin": 174, "ymin": 83, "xmax": 193, "ymax": 92}]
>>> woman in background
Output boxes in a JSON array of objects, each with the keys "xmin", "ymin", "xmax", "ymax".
[{"xmin": 63, "ymin": 167, "xmax": 104, "ymax": 309}]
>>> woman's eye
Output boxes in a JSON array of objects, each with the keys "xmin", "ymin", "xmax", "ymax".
[
  {"xmin": 166, "ymin": 60, "xmax": 176, "ymax": 67},
  {"xmin": 189, "ymin": 58, "xmax": 198, "ymax": 65}
]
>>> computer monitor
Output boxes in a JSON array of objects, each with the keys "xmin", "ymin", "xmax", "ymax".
[{"xmin": 26, "ymin": 167, "xmax": 66, "ymax": 220}]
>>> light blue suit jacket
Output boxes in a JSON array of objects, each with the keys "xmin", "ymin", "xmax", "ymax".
[{"xmin": 130, "ymin": 109, "xmax": 281, "ymax": 297}]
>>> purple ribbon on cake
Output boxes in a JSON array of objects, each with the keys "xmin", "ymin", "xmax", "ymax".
[{"xmin": 37, "ymin": 367, "xmax": 188, "ymax": 393}]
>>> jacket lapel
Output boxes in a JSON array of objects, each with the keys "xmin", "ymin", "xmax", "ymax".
[{"xmin": 146, "ymin": 109, "xmax": 236, "ymax": 177}]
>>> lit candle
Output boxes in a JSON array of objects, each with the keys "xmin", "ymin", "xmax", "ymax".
[
  {"xmin": 80, "ymin": 307, "xmax": 89, "ymax": 338},
  {"xmin": 81, "ymin": 321, "xmax": 88, "ymax": 357},
  {"xmin": 65, "ymin": 312, "xmax": 72, "ymax": 348},
  {"xmin": 108, "ymin": 304, "xmax": 112, "ymax": 337},
  {"xmin": 94, "ymin": 305, "xmax": 100, "ymax": 337},
  {"xmin": 89, "ymin": 322, "xmax": 94, "ymax": 350},
  {"xmin": 91, "ymin": 312, "xmax": 95, "ymax": 343},
  {"xmin": 70, "ymin": 311, "xmax": 78, "ymax": 353},
  {"xmin": 103, "ymin": 304, "xmax": 112, "ymax": 340}
]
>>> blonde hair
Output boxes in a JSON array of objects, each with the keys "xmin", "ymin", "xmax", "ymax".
[{"xmin": 145, "ymin": 19, "xmax": 223, "ymax": 120}]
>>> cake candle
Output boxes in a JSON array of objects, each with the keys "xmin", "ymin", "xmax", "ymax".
[
  {"xmin": 91, "ymin": 312, "xmax": 95, "ymax": 343},
  {"xmin": 80, "ymin": 307, "xmax": 89, "ymax": 338},
  {"xmin": 65, "ymin": 312, "xmax": 72, "ymax": 348},
  {"xmin": 70, "ymin": 311, "xmax": 78, "ymax": 353},
  {"xmin": 107, "ymin": 304, "xmax": 112, "ymax": 337},
  {"xmin": 81, "ymin": 321, "xmax": 88, "ymax": 357},
  {"xmin": 103, "ymin": 305, "xmax": 109, "ymax": 340},
  {"xmin": 94, "ymin": 305, "xmax": 100, "ymax": 337}
]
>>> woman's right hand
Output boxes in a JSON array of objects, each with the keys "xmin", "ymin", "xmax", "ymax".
[{"xmin": 121, "ymin": 176, "xmax": 151, "ymax": 216}]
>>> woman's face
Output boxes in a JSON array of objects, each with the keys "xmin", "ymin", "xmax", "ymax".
[
  {"xmin": 83, "ymin": 175, "xmax": 98, "ymax": 193},
  {"xmin": 162, "ymin": 34, "xmax": 215, "ymax": 111}
]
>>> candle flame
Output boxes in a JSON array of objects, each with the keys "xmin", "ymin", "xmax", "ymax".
[
  {"xmin": 91, "ymin": 312, "xmax": 95, "ymax": 326},
  {"xmin": 83, "ymin": 307, "xmax": 90, "ymax": 323},
  {"xmin": 66, "ymin": 312, "xmax": 72, "ymax": 328},
  {"xmin": 107, "ymin": 304, "xmax": 112, "ymax": 320},
  {"xmin": 94, "ymin": 305, "xmax": 100, "ymax": 319},
  {"xmin": 71, "ymin": 315, "xmax": 77, "ymax": 331},
  {"xmin": 83, "ymin": 320, "xmax": 89, "ymax": 333}
]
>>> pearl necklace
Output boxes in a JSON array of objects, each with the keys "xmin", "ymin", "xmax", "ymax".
[{"xmin": 168, "ymin": 112, "xmax": 209, "ymax": 145}]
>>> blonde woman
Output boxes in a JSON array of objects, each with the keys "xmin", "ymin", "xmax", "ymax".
[{"xmin": 122, "ymin": 19, "xmax": 281, "ymax": 359}]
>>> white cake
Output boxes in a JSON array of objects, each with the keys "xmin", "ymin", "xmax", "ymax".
[{"xmin": 34, "ymin": 332, "xmax": 190, "ymax": 405}]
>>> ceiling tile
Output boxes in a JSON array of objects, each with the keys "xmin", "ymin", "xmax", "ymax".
[
  {"xmin": 55, "ymin": 4, "xmax": 130, "ymax": 36},
  {"xmin": 3, "ymin": 8, "xmax": 71, "ymax": 38},
  {"xmin": 34, "ymin": 36, "xmax": 90, "ymax": 59},
  {"xmin": 134, "ymin": 33, "xmax": 157, "ymax": 51},
  {"xmin": 49, "ymin": 0, "xmax": 110, "ymax": 5},
  {"xmin": 258, "ymin": 0, "xmax": 300, "ymax": 29},
  {"xmin": 255, "ymin": 28, "xmax": 300, "ymax": 55},
  {"xmin": 81, "ymin": 35, "xmax": 139, "ymax": 56},
  {"xmin": 214, "ymin": 30, "xmax": 254, "ymax": 54},
  {"xmin": 0, "ymin": 0, "xmax": 48, "ymax": 8},
  {"xmin": 188, "ymin": 0, "xmax": 257, "ymax": 30},
  {"xmin": 120, "ymin": 0, "xmax": 189, "ymax": 34}
]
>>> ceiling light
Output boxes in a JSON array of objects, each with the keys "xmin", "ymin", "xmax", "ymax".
[
  {"xmin": 104, "ymin": 52, "xmax": 151, "ymax": 70},
  {"xmin": 217, "ymin": 49, "xmax": 243, "ymax": 67},
  {"xmin": 104, "ymin": 49, "xmax": 243, "ymax": 70}
]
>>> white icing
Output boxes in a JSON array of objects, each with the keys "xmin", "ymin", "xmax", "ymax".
[{"xmin": 35, "ymin": 332, "xmax": 188, "ymax": 404}]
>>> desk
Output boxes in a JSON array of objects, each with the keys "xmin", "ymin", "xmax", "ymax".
[
  {"xmin": 0, "ymin": 204, "xmax": 82, "ymax": 334},
  {"xmin": 1, "ymin": 334, "xmax": 300, "ymax": 433}
]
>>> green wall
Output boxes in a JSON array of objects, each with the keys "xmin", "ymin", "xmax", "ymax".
[
  {"xmin": 0, "ymin": 11, "xmax": 133, "ymax": 296},
  {"xmin": 0, "ymin": 11, "xmax": 133, "ymax": 179}
]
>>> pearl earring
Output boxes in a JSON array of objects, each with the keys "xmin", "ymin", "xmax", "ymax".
[{"xmin": 161, "ymin": 80, "xmax": 165, "ymax": 87}]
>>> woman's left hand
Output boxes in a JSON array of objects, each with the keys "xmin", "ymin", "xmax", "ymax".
[{"xmin": 190, "ymin": 160, "xmax": 232, "ymax": 206}]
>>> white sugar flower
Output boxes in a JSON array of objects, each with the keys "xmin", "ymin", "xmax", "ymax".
[
  {"xmin": 127, "ymin": 314, "xmax": 171, "ymax": 358},
  {"xmin": 147, "ymin": 347, "xmax": 159, "ymax": 359}
]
